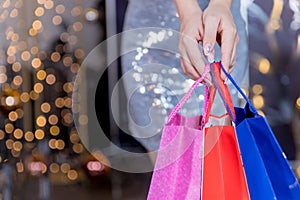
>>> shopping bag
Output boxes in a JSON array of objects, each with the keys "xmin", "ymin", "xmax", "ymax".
[
  {"xmin": 147, "ymin": 65, "xmax": 210, "ymax": 200},
  {"xmin": 216, "ymin": 62, "xmax": 300, "ymax": 200},
  {"xmin": 201, "ymin": 63, "xmax": 250, "ymax": 200}
]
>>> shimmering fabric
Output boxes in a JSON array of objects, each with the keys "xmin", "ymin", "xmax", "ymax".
[{"xmin": 121, "ymin": 0, "xmax": 249, "ymax": 151}]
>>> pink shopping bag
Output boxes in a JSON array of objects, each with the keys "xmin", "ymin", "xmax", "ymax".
[{"xmin": 147, "ymin": 65, "xmax": 210, "ymax": 200}]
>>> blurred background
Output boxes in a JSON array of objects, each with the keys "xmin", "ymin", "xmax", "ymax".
[{"xmin": 0, "ymin": 0, "xmax": 300, "ymax": 199}]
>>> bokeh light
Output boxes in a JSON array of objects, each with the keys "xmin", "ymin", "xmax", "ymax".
[{"xmin": 258, "ymin": 58, "xmax": 271, "ymax": 74}]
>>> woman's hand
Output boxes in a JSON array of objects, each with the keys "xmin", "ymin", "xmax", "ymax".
[
  {"xmin": 174, "ymin": 0, "xmax": 210, "ymax": 83},
  {"xmin": 202, "ymin": 0, "xmax": 238, "ymax": 80}
]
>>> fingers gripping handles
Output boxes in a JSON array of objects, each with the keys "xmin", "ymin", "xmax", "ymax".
[
  {"xmin": 205, "ymin": 62, "xmax": 236, "ymax": 123},
  {"xmin": 206, "ymin": 62, "xmax": 259, "ymax": 124}
]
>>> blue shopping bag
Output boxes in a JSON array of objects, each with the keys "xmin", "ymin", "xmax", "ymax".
[{"xmin": 211, "ymin": 62, "xmax": 300, "ymax": 200}]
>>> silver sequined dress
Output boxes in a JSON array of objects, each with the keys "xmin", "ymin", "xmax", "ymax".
[{"xmin": 121, "ymin": 0, "xmax": 249, "ymax": 151}]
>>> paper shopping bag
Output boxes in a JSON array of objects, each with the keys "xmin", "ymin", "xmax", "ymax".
[
  {"xmin": 147, "ymin": 65, "xmax": 210, "ymax": 200},
  {"xmin": 201, "ymin": 63, "xmax": 250, "ymax": 200},
  {"xmin": 217, "ymin": 62, "xmax": 300, "ymax": 200}
]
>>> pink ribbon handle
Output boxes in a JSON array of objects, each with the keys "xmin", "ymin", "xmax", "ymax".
[{"xmin": 167, "ymin": 64, "xmax": 210, "ymax": 123}]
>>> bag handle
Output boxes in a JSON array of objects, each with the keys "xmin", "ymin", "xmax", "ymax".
[
  {"xmin": 218, "ymin": 62, "xmax": 258, "ymax": 115},
  {"xmin": 205, "ymin": 62, "xmax": 236, "ymax": 123},
  {"xmin": 167, "ymin": 64, "xmax": 210, "ymax": 123}
]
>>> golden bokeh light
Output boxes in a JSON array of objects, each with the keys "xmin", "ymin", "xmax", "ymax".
[
  {"xmin": 63, "ymin": 82, "xmax": 73, "ymax": 93},
  {"xmin": 51, "ymin": 52, "xmax": 61, "ymax": 62},
  {"xmin": 48, "ymin": 139, "xmax": 56, "ymax": 149},
  {"xmin": 37, "ymin": 0, "xmax": 46, "ymax": 5},
  {"xmin": 50, "ymin": 125, "xmax": 60, "ymax": 136},
  {"xmin": 55, "ymin": 97, "xmax": 64, "ymax": 108},
  {"xmin": 74, "ymin": 48, "xmax": 84, "ymax": 59},
  {"xmin": 20, "ymin": 92, "xmax": 30, "ymax": 103},
  {"xmin": 52, "ymin": 15, "xmax": 62, "ymax": 25},
  {"xmin": 63, "ymin": 56, "xmax": 73, "ymax": 67},
  {"xmin": 60, "ymin": 32, "xmax": 69, "ymax": 42},
  {"xmin": 0, "ymin": 65, "xmax": 6, "ymax": 73},
  {"xmin": 63, "ymin": 113, "xmax": 73, "ymax": 124},
  {"xmin": 0, "ymin": 130, "xmax": 5, "ymax": 140},
  {"xmin": 36, "ymin": 115, "xmax": 47, "ymax": 127},
  {"xmin": 50, "ymin": 163, "xmax": 60, "ymax": 173},
  {"xmin": 0, "ymin": 74, "xmax": 7, "ymax": 84},
  {"xmin": 71, "ymin": 6, "xmax": 82, "ymax": 17},
  {"xmin": 7, "ymin": 55, "xmax": 16, "ymax": 64},
  {"xmin": 64, "ymin": 97, "xmax": 72, "ymax": 108},
  {"xmin": 296, "ymin": 97, "xmax": 300, "ymax": 109},
  {"xmin": 8, "ymin": 111, "xmax": 18, "ymax": 121},
  {"xmin": 71, "ymin": 63, "xmax": 80, "ymax": 73},
  {"xmin": 11, "ymin": 33, "xmax": 19, "ymax": 42},
  {"xmin": 13, "ymin": 141, "xmax": 23, "ymax": 151},
  {"xmin": 46, "ymin": 74, "xmax": 56, "ymax": 85},
  {"xmin": 73, "ymin": 22, "xmax": 83, "ymax": 32},
  {"xmin": 21, "ymin": 51, "xmax": 31, "ymax": 61},
  {"xmin": 6, "ymin": 139, "xmax": 14, "ymax": 149},
  {"xmin": 5, "ymin": 123, "xmax": 14, "ymax": 134},
  {"xmin": 12, "ymin": 62, "xmax": 22, "ymax": 72},
  {"xmin": 42, "ymin": 163, "xmax": 47, "ymax": 174},
  {"xmin": 13, "ymin": 75, "xmax": 23, "ymax": 86},
  {"xmin": 258, "ymin": 58, "xmax": 270, "ymax": 74},
  {"xmin": 3, "ymin": 0, "xmax": 10, "ymax": 8},
  {"xmin": 56, "ymin": 139, "xmax": 65, "ymax": 150},
  {"xmin": 29, "ymin": 28, "xmax": 38, "ymax": 36},
  {"xmin": 10, "ymin": 8, "xmax": 19, "ymax": 18},
  {"xmin": 16, "ymin": 109, "xmax": 24, "ymax": 119},
  {"xmin": 30, "ymin": 90, "xmax": 39, "ymax": 100},
  {"xmin": 7, "ymin": 46, "xmax": 16, "ymax": 56},
  {"xmin": 253, "ymin": 95, "xmax": 265, "ymax": 109},
  {"xmin": 35, "ymin": 129, "xmax": 45, "ymax": 140},
  {"xmin": 44, "ymin": 0, "xmax": 54, "ymax": 9},
  {"xmin": 41, "ymin": 102, "xmax": 51, "ymax": 113},
  {"xmin": 32, "ymin": 20, "xmax": 42, "ymax": 30},
  {"xmin": 55, "ymin": 4, "xmax": 65, "ymax": 14},
  {"xmin": 67, "ymin": 170, "xmax": 78, "ymax": 181},
  {"xmin": 31, "ymin": 46, "xmax": 39, "ymax": 55},
  {"xmin": 70, "ymin": 133, "xmax": 79, "ymax": 143},
  {"xmin": 252, "ymin": 84, "xmax": 263, "ymax": 95},
  {"xmin": 32, "ymin": 58, "xmax": 42, "ymax": 69},
  {"xmin": 37, "ymin": 70, "xmax": 47, "ymax": 80},
  {"xmin": 13, "ymin": 128, "xmax": 23, "ymax": 139},
  {"xmin": 73, "ymin": 143, "xmax": 83, "ymax": 154},
  {"xmin": 34, "ymin": 83, "xmax": 44, "ymax": 93},
  {"xmin": 35, "ymin": 7, "xmax": 45, "ymax": 17},
  {"xmin": 48, "ymin": 114, "xmax": 58, "ymax": 125},
  {"xmin": 61, "ymin": 163, "xmax": 70, "ymax": 173},
  {"xmin": 11, "ymin": 149, "xmax": 21, "ymax": 158},
  {"xmin": 25, "ymin": 131, "xmax": 34, "ymax": 142},
  {"xmin": 16, "ymin": 162, "xmax": 24, "ymax": 173}
]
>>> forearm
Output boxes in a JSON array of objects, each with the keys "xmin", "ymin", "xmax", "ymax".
[{"xmin": 173, "ymin": 0, "xmax": 202, "ymax": 21}]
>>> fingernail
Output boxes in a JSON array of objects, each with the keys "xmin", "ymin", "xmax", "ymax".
[
  {"xmin": 207, "ymin": 53, "xmax": 215, "ymax": 63},
  {"xmin": 204, "ymin": 43, "xmax": 212, "ymax": 56}
]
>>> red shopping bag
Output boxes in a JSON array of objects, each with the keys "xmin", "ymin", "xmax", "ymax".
[{"xmin": 201, "ymin": 63, "xmax": 250, "ymax": 200}]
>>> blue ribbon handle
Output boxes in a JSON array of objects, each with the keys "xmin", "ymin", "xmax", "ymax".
[{"xmin": 210, "ymin": 62, "xmax": 259, "ymax": 119}]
